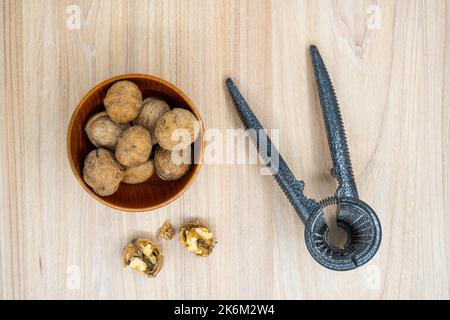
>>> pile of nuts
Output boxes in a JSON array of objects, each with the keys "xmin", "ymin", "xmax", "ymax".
[
  {"xmin": 123, "ymin": 221, "xmax": 215, "ymax": 278},
  {"xmin": 82, "ymin": 80, "xmax": 200, "ymax": 196}
]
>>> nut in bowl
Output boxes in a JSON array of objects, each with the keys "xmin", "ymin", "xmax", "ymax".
[{"xmin": 67, "ymin": 74, "xmax": 204, "ymax": 212}]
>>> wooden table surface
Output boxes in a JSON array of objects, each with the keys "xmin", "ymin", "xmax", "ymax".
[{"xmin": 1, "ymin": 0, "xmax": 449, "ymax": 299}]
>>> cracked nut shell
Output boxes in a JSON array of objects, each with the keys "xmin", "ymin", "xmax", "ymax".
[
  {"xmin": 133, "ymin": 97, "xmax": 171, "ymax": 145},
  {"xmin": 85, "ymin": 111, "xmax": 130, "ymax": 150},
  {"xmin": 83, "ymin": 148, "xmax": 124, "ymax": 196},
  {"xmin": 104, "ymin": 80, "xmax": 143, "ymax": 123},
  {"xmin": 178, "ymin": 222, "xmax": 215, "ymax": 257},
  {"xmin": 154, "ymin": 146, "xmax": 191, "ymax": 180},
  {"xmin": 154, "ymin": 108, "xmax": 199, "ymax": 150},
  {"xmin": 115, "ymin": 125, "xmax": 152, "ymax": 167},
  {"xmin": 123, "ymin": 160, "xmax": 155, "ymax": 184},
  {"xmin": 123, "ymin": 239, "xmax": 164, "ymax": 277}
]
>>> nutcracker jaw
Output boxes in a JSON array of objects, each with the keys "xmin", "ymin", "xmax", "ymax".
[{"xmin": 304, "ymin": 197, "xmax": 381, "ymax": 271}]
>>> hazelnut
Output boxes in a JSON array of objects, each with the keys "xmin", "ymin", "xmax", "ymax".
[
  {"xmin": 123, "ymin": 239, "xmax": 164, "ymax": 277},
  {"xmin": 83, "ymin": 148, "xmax": 124, "ymax": 196},
  {"xmin": 154, "ymin": 108, "xmax": 200, "ymax": 150},
  {"xmin": 154, "ymin": 146, "xmax": 191, "ymax": 181},
  {"xmin": 178, "ymin": 222, "xmax": 215, "ymax": 257},
  {"xmin": 85, "ymin": 112, "xmax": 130, "ymax": 150},
  {"xmin": 123, "ymin": 160, "xmax": 155, "ymax": 184},
  {"xmin": 157, "ymin": 220, "xmax": 175, "ymax": 240},
  {"xmin": 104, "ymin": 80, "xmax": 143, "ymax": 123},
  {"xmin": 133, "ymin": 97, "xmax": 171, "ymax": 145},
  {"xmin": 115, "ymin": 126, "xmax": 152, "ymax": 167}
]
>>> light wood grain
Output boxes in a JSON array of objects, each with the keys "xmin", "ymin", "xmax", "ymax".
[{"xmin": 0, "ymin": 0, "xmax": 449, "ymax": 299}]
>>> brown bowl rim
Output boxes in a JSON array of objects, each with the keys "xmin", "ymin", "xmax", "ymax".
[{"xmin": 66, "ymin": 73, "xmax": 204, "ymax": 212}]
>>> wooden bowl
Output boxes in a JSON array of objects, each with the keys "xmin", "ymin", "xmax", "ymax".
[{"xmin": 67, "ymin": 74, "xmax": 204, "ymax": 212}]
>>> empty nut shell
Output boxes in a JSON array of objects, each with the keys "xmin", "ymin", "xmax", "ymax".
[
  {"xmin": 115, "ymin": 126, "xmax": 152, "ymax": 167},
  {"xmin": 83, "ymin": 148, "xmax": 124, "ymax": 196},
  {"xmin": 85, "ymin": 112, "xmax": 130, "ymax": 150},
  {"xmin": 178, "ymin": 222, "xmax": 215, "ymax": 257},
  {"xmin": 154, "ymin": 108, "xmax": 200, "ymax": 150},
  {"xmin": 104, "ymin": 80, "xmax": 143, "ymax": 123},
  {"xmin": 154, "ymin": 146, "xmax": 191, "ymax": 180},
  {"xmin": 123, "ymin": 160, "xmax": 155, "ymax": 184},
  {"xmin": 123, "ymin": 239, "xmax": 164, "ymax": 278},
  {"xmin": 133, "ymin": 97, "xmax": 171, "ymax": 145}
]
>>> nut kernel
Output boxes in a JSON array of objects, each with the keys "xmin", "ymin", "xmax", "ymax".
[
  {"xmin": 129, "ymin": 258, "xmax": 147, "ymax": 272},
  {"xmin": 157, "ymin": 220, "xmax": 175, "ymax": 240}
]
